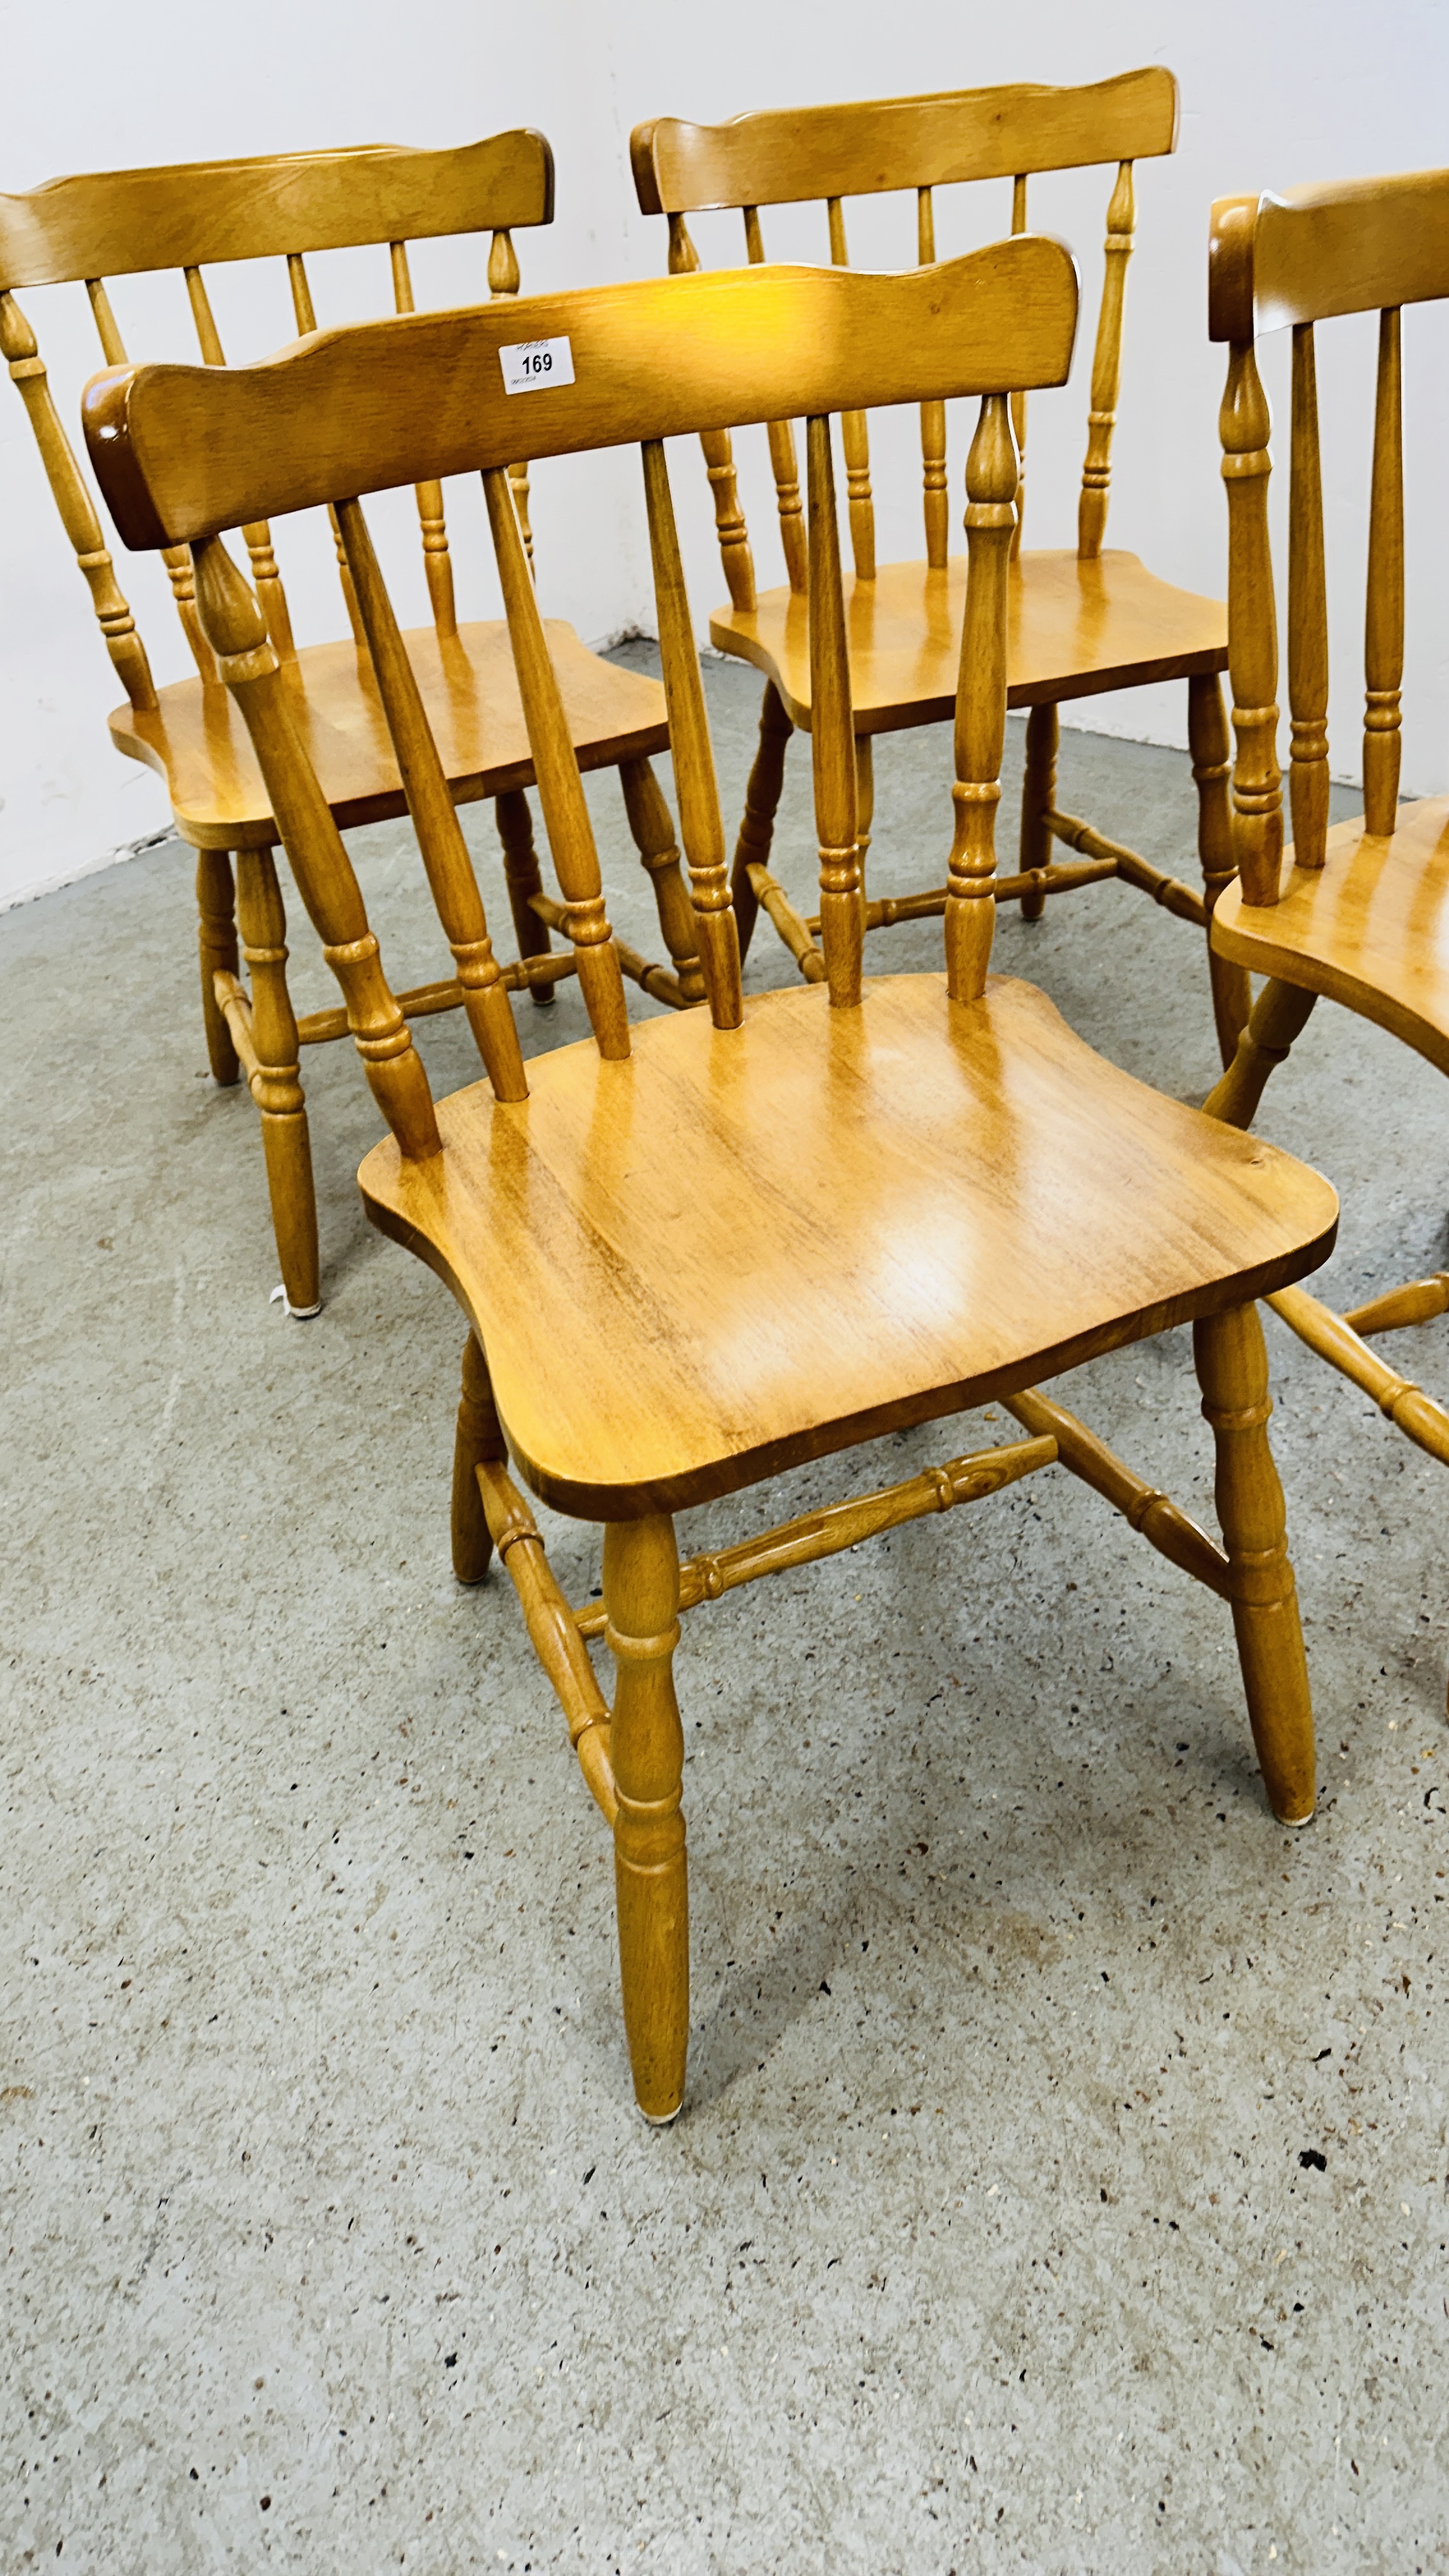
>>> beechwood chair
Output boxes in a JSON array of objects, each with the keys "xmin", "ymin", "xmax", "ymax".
[
  {"xmin": 87, "ymin": 247, "xmax": 1338, "ymax": 2122},
  {"xmin": 1, "ymin": 132, "xmax": 693, "ymax": 1317},
  {"xmin": 1205, "ymin": 173, "xmax": 1449, "ymax": 1498},
  {"xmin": 631, "ymin": 70, "xmax": 1253, "ymax": 1065}
]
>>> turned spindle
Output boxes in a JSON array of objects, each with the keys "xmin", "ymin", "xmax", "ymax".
[
  {"xmin": 1220, "ymin": 340, "xmax": 1282, "ymax": 908},
  {"xmin": 946, "ymin": 395, "xmax": 1016, "ymax": 1002}
]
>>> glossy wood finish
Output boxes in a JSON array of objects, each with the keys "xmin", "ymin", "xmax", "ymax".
[
  {"xmin": 97, "ymin": 250, "xmax": 1335, "ymax": 2113},
  {"xmin": 1208, "ymin": 171, "xmax": 1449, "ymax": 1505},
  {"xmin": 631, "ymin": 70, "xmax": 1243, "ymax": 1054},
  {"xmin": 361, "ymin": 970, "xmax": 1336, "ymax": 1517}
]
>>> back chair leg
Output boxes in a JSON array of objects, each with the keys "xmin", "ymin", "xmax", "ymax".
[
  {"xmin": 618, "ymin": 755, "xmax": 705, "ymax": 1004},
  {"xmin": 195, "ymin": 847, "xmax": 241, "ymax": 1085},
  {"xmin": 603, "ymin": 1512, "xmax": 689, "ymax": 2122},
  {"xmin": 1194, "ymin": 1301, "xmax": 1316, "ymax": 1826},
  {"xmin": 730, "ymin": 682, "xmax": 793, "ymax": 965},
  {"xmin": 452, "ymin": 1329, "xmax": 505, "ymax": 1583},
  {"xmin": 235, "ymin": 845, "xmax": 320, "ymax": 1317},
  {"xmin": 494, "ymin": 788, "xmax": 555, "ymax": 1009},
  {"xmin": 1188, "ymin": 672, "xmax": 1252, "ymax": 1064},
  {"xmin": 1018, "ymin": 702, "xmax": 1057, "ymax": 921},
  {"xmin": 854, "ymin": 733, "xmax": 875, "ymax": 892}
]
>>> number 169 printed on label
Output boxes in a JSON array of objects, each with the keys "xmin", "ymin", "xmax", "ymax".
[{"xmin": 500, "ymin": 337, "xmax": 574, "ymax": 395}]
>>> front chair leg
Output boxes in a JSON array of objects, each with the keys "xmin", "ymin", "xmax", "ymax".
[
  {"xmin": 603, "ymin": 1513, "xmax": 688, "ymax": 2122},
  {"xmin": 1194, "ymin": 1301, "xmax": 1315, "ymax": 1825},
  {"xmin": 452, "ymin": 1329, "xmax": 505, "ymax": 1583},
  {"xmin": 195, "ymin": 847, "xmax": 241, "ymax": 1084},
  {"xmin": 235, "ymin": 845, "xmax": 319, "ymax": 1316},
  {"xmin": 1188, "ymin": 671, "xmax": 1252, "ymax": 1064}
]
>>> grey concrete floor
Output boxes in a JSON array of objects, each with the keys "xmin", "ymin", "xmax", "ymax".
[{"xmin": 3, "ymin": 646, "xmax": 1448, "ymax": 2572}]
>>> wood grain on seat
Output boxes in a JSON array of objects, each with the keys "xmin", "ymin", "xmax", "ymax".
[
  {"xmin": 710, "ymin": 549, "xmax": 1226, "ymax": 734},
  {"xmin": 1214, "ymin": 798, "xmax": 1449, "ymax": 1076},
  {"xmin": 109, "ymin": 620, "xmax": 668, "ymax": 847},
  {"xmin": 360, "ymin": 972, "xmax": 1337, "ymax": 1517}
]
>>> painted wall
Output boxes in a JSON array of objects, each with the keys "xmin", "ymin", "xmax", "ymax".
[{"xmin": 1, "ymin": 0, "xmax": 1446, "ymax": 907}]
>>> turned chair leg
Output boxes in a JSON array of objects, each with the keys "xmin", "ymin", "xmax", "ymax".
[
  {"xmin": 452, "ymin": 1329, "xmax": 506, "ymax": 1583},
  {"xmin": 1202, "ymin": 978, "xmax": 1318, "ymax": 1131},
  {"xmin": 618, "ymin": 755, "xmax": 704, "ymax": 1004},
  {"xmin": 1188, "ymin": 671, "xmax": 1253, "ymax": 1065},
  {"xmin": 604, "ymin": 1514, "xmax": 689, "ymax": 2122},
  {"xmin": 494, "ymin": 788, "xmax": 555, "ymax": 1008},
  {"xmin": 730, "ymin": 681, "xmax": 793, "ymax": 965},
  {"xmin": 195, "ymin": 847, "xmax": 241, "ymax": 1085},
  {"xmin": 235, "ymin": 846, "xmax": 319, "ymax": 1316},
  {"xmin": 1194, "ymin": 1302, "xmax": 1316, "ymax": 1825},
  {"xmin": 1018, "ymin": 701, "xmax": 1057, "ymax": 921}
]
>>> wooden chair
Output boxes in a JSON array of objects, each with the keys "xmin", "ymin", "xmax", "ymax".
[
  {"xmin": 1, "ymin": 132, "xmax": 693, "ymax": 1317},
  {"xmin": 1206, "ymin": 172, "xmax": 1449, "ymax": 1483},
  {"xmin": 86, "ymin": 245, "xmax": 1337, "ymax": 2120},
  {"xmin": 631, "ymin": 70, "xmax": 1252, "ymax": 1064}
]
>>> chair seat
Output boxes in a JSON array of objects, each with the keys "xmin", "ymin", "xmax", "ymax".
[
  {"xmin": 109, "ymin": 618, "xmax": 670, "ymax": 848},
  {"xmin": 1214, "ymin": 798, "xmax": 1449, "ymax": 1078},
  {"xmin": 707, "ymin": 549, "xmax": 1227, "ymax": 734},
  {"xmin": 359, "ymin": 972, "xmax": 1337, "ymax": 1519}
]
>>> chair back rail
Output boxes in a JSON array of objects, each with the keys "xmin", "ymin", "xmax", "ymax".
[
  {"xmin": 85, "ymin": 245, "xmax": 1078, "ymax": 1144},
  {"xmin": 0, "ymin": 130, "xmax": 552, "ymax": 697},
  {"xmin": 1208, "ymin": 169, "xmax": 1449, "ymax": 898},
  {"xmin": 84, "ymin": 246, "xmax": 1077, "ymax": 542},
  {"xmin": 631, "ymin": 69, "xmax": 1174, "ymax": 597}
]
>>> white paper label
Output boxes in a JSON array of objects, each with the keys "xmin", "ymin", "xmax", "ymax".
[{"xmin": 500, "ymin": 336, "xmax": 574, "ymax": 394}]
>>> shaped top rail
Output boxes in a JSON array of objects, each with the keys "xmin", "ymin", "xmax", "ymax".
[
  {"xmin": 1209, "ymin": 167, "xmax": 1449, "ymax": 341},
  {"xmin": 83, "ymin": 239, "xmax": 1079, "ymax": 551},
  {"xmin": 631, "ymin": 69, "xmax": 1177, "ymax": 216},
  {"xmin": 0, "ymin": 130, "xmax": 554, "ymax": 291}
]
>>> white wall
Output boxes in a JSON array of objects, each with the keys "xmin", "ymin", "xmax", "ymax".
[{"xmin": 3, "ymin": 0, "xmax": 1448, "ymax": 908}]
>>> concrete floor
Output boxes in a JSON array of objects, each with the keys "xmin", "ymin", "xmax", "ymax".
[{"xmin": 3, "ymin": 647, "xmax": 1448, "ymax": 2572}]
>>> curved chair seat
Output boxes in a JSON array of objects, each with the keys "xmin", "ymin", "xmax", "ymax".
[
  {"xmin": 109, "ymin": 615, "xmax": 670, "ymax": 847},
  {"xmin": 709, "ymin": 549, "xmax": 1227, "ymax": 735},
  {"xmin": 361, "ymin": 971, "xmax": 1337, "ymax": 1521},
  {"xmin": 1214, "ymin": 799, "xmax": 1449, "ymax": 1078}
]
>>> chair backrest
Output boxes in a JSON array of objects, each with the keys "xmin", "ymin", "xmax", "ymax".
[
  {"xmin": 1209, "ymin": 169, "xmax": 1449, "ymax": 904},
  {"xmin": 629, "ymin": 69, "xmax": 1173, "ymax": 604},
  {"xmin": 84, "ymin": 243, "xmax": 1079, "ymax": 1157},
  {"xmin": 0, "ymin": 130, "xmax": 553, "ymax": 712}
]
